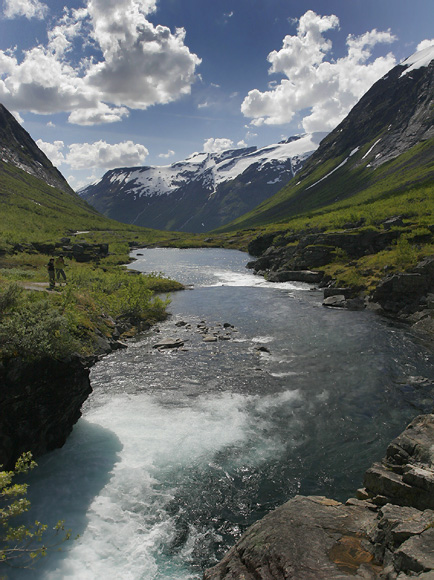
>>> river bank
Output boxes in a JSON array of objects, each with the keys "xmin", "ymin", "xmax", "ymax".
[
  {"xmin": 2, "ymin": 246, "xmax": 434, "ymax": 579},
  {"xmin": 204, "ymin": 412, "xmax": 434, "ymax": 579}
]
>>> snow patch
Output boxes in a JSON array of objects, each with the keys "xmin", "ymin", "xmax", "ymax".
[{"xmin": 400, "ymin": 45, "xmax": 434, "ymax": 77}]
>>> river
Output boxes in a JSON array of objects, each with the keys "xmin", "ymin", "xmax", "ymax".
[{"xmin": 9, "ymin": 248, "xmax": 434, "ymax": 579}]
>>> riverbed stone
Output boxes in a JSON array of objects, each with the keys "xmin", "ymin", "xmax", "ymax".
[
  {"xmin": 152, "ymin": 338, "xmax": 184, "ymax": 349},
  {"xmin": 267, "ymin": 269, "xmax": 324, "ymax": 283},
  {"xmin": 323, "ymin": 294, "xmax": 347, "ymax": 307}
]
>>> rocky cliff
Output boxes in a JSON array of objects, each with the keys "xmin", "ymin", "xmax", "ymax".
[
  {"xmin": 204, "ymin": 414, "xmax": 434, "ymax": 580},
  {"xmin": 0, "ymin": 355, "xmax": 92, "ymax": 470}
]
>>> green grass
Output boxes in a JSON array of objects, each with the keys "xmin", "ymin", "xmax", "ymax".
[{"xmin": 217, "ymin": 138, "xmax": 434, "ymax": 232}]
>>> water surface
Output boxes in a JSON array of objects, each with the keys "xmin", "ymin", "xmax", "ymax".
[{"xmin": 10, "ymin": 248, "xmax": 434, "ymax": 580}]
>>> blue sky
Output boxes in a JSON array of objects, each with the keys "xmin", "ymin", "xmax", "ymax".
[{"xmin": 0, "ymin": 0, "xmax": 433, "ymax": 190}]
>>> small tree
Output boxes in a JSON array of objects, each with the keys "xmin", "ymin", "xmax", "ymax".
[{"xmin": 0, "ymin": 453, "xmax": 70, "ymax": 574}]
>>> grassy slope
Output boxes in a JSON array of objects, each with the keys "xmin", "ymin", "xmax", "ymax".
[
  {"xmin": 215, "ymin": 137, "xmax": 434, "ymax": 233},
  {"xmin": 0, "ymin": 160, "xmax": 196, "ymax": 250}
]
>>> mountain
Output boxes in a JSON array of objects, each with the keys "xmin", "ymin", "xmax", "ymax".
[
  {"xmin": 0, "ymin": 103, "xmax": 154, "ymax": 246},
  {"xmin": 220, "ymin": 46, "xmax": 434, "ymax": 231},
  {"xmin": 0, "ymin": 105, "xmax": 74, "ymax": 195},
  {"xmin": 79, "ymin": 134, "xmax": 325, "ymax": 233}
]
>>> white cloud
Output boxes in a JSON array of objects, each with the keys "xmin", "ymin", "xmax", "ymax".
[
  {"xmin": 36, "ymin": 137, "xmax": 149, "ymax": 173},
  {"xmin": 417, "ymin": 39, "xmax": 434, "ymax": 51},
  {"xmin": 36, "ymin": 139, "xmax": 65, "ymax": 166},
  {"xmin": 237, "ymin": 140, "xmax": 247, "ymax": 148},
  {"xmin": 158, "ymin": 149, "xmax": 175, "ymax": 159},
  {"xmin": 203, "ymin": 137, "xmax": 234, "ymax": 153},
  {"xmin": 0, "ymin": 0, "xmax": 201, "ymax": 125},
  {"xmin": 3, "ymin": 0, "xmax": 48, "ymax": 19},
  {"xmin": 241, "ymin": 10, "xmax": 397, "ymax": 133},
  {"xmin": 65, "ymin": 140, "xmax": 149, "ymax": 170}
]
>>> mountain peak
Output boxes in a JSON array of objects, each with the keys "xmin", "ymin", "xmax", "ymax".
[{"xmin": 80, "ymin": 136, "xmax": 322, "ymax": 232}]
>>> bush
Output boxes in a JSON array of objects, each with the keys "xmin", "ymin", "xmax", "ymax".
[{"xmin": 0, "ymin": 294, "xmax": 79, "ymax": 361}]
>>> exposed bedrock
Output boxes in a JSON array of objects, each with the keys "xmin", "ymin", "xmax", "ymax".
[
  {"xmin": 0, "ymin": 355, "xmax": 92, "ymax": 470},
  {"xmin": 204, "ymin": 415, "xmax": 434, "ymax": 580}
]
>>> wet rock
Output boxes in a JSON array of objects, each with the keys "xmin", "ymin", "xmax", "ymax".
[
  {"xmin": 323, "ymin": 294, "xmax": 347, "ymax": 307},
  {"xmin": 152, "ymin": 338, "xmax": 185, "ymax": 349}
]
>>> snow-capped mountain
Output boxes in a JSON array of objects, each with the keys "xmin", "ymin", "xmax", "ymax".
[
  {"xmin": 79, "ymin": 133, "xmax": 325, "ymax": 232},
  {"xmin": 229, "ymin": 45, "xmax": 434, "ymax": 230}
]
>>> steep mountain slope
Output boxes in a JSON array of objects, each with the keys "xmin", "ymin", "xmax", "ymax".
[
  {"xmin": 0, "ymin": 104, "xmax": 74, "ymax": 195},
  {"xmin": 0, "ymin": 103, "xmax": 157, "ymax": 246},
  {"xmin": 220, "ymin": 46, "xmax": 434, "ymax": 231},
  {"xmin": 80, "ymin": 134, "xmax": 325, "ymax": 233}
]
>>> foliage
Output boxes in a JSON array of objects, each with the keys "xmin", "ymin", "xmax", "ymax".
[
  {"xmin": 0, "ymin": 453, "xmax": 70, "ymax": 574},
  {"xmin": 0, "ymin": 289, "xmax": 79, "ymax": 361}
]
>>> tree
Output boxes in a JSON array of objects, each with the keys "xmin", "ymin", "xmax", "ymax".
[{"xmin": 0, "ymin": 452, "xmax": 70, "ymax": 574}]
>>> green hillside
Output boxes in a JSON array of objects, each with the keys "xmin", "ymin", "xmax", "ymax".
[
  {"xmin": 216, "ymin": 137, "xmax": 434, "ymax": 233},
  {"xmin": 0, "ymin": 159, "xmax": 192, "ymax": 252}
]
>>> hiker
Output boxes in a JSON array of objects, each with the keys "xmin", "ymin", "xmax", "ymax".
[
  {"xmin": 47, "ymin": 258, "xmax": 55, "ymax": 289},
  {"xmin": 55, "ymin": 254, "xmax": 67, "ymax": 285}
]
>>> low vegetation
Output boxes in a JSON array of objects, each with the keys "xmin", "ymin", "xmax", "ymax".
[{"xmin": 0, "ymin": 249, "xmax": 184, "ymax": 362}]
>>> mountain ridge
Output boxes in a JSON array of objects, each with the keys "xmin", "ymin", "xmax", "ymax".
[
  {"xmin": 79, "ymin": 133, "xmax": 326, "ymax": 233},
  {"xmin": 218, "ymin": 46, "xmax": 434, "ymax": 231}
]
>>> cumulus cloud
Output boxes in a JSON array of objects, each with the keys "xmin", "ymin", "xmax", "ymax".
[
  {"xmin": 37, "ymin": 139, "xmax": 149, "ymax": 170},
  {"xmin": 203, "ymin": 137, "xmax": 234, "ymax": 153},
  {"xmin": 66, "ymin": 140, "xmax": 149, "ymax": 169},
  {"xmin": 0, "ymin": 0, "xmax": 201, "ymax": 124},
  {"xmin": 36, "ymin": 139, "xmax": 65, "ymax": 166},
  {"xmin": 241, "ymin": 10, "xmax": 397, "ymax": 133},
  {"xmin": 417, "ymin": 39, "xmax": 434, "ymax": 51},
  {"xmin": 3, "ymin": 0, "xmax": 48, "ymax": 19},
  {"xmin": 158, "ymin": 149, "xmax": 175, "ymax": 159}
]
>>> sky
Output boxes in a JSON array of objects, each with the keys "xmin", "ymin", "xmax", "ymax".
[{"xmin": 0, "ymin": 0, "xmax": 433, "ymax": 191}]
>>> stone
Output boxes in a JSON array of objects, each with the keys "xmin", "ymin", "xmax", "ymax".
[
  {"xmin": 267, "ymin": 270, "xmax": 324, "ymax": 283},
  {"xmin": 393, "ymin": 528, "xmax": 434, "ymax": 574},
  {"xmin": 152, "ymin": 338, "xmax": 184, "ymax": 349},
  {"xmin": 203, "ymin": 335, "xmax": 218, "ymax": 342},
  {"xmin": 204, "ymin": 496, "xmax": 380, "ymax": 580},
  {"xmin": 323, "ymin": 295, "xmax": 347, "ymax": 307}
]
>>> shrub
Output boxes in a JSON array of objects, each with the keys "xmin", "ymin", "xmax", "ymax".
[{"xmin": 0, "ymin": 295, "xmax": 79, "ymax": 361}]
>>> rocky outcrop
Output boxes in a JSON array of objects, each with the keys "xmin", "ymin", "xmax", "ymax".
[
  {"xmin": 372, "ymin": 257, "xmax": 434, "ymax": 319},
  {"xmin": 13, "ymin": 240, "xmax": 109, "ymax": 262},
  {"xmin": 204, "ymin": 415, "xmax": 434, "ymax": 580},
  {"xmin": 0, "ymin": 355, "xmax": 92, "ymax": 470},
  {"xmin": 247, "ymin": 227, "xmax": 402, "ymax": 284}
]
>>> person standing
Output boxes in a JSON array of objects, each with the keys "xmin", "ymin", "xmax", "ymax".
[
  {"xmin": 55, "ymin": 254, "xmax": 67, "ymax": 285},
  {"xmin": 47, "ymin": 258, "xmax": 55, "ymax": 289}
]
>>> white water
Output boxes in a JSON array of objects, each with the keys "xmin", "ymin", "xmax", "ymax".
[{"xmin": 7, "ymin": 248, "xmax": 434, "ymax": 580}]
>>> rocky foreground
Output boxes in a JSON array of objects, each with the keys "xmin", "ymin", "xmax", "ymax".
[{"xmin": 204, "ymin": 414, "xmax": 434, "ymax": 579}]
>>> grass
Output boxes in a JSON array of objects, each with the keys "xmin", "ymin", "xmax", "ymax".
[{"xmin": 0, "ymin": 246, "xmax": 185, "ymax": 361}]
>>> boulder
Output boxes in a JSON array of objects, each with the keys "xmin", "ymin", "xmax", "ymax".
[
  {"xmin": 323, "ymin": 295, "xmax": 347, "ymax": 308},
  {"xmin": 267, "ymin": 270, "xmax": 324, "ymax": 283},
  {"xmin": 152, "ymin": 338, "xmax": 184, "ymax": 349}
]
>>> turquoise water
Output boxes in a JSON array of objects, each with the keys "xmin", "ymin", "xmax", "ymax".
[{"xmin": 8, "ymin": 248, "xmax": 434, "ymax": 579}]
